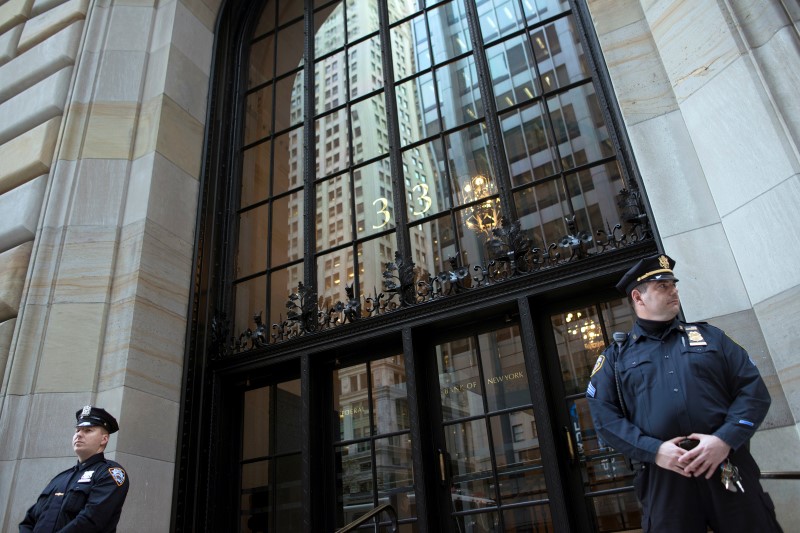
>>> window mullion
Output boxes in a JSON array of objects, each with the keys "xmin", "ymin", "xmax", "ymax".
[
  {"xmin": 462, "ymin": 0, "xmax": 517, "ymax": 222},
  {"xmin": 378, "ymin": 0, "xmax": 412, "ymax": 262},
  {"xmin": 303, "ymin": 0, "xmax": 317, "ymax": 289}
]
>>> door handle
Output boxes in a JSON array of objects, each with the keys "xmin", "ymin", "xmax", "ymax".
[
  {"xmin": 437, "ymin": 449, "xmax": 446, "ymax": 483},
  {"xmin": 564, "ymin": 426, "xmax": 576, "ymax": 463}
]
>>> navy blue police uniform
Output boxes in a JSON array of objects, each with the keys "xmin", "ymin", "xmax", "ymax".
[
  {"xmin": 586, "ymin": 254, "xmax": 782, "ymax": 532},
  {"xmin": 19, "ymin": 407, "xmax": 129, "ymax": 533}
]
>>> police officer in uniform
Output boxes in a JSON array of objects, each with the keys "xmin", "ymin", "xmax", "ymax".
[
  {"xmin": 19, "ymin": 406, "xmax": 130, "ymax": 532},
  {"xmin": 586, "ymin": 254, "xmax": 782, "ymax": 532}
]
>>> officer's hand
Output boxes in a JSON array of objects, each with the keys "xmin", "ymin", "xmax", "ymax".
[
  {"xmin": 678, "ymin": 433, "xmax": 731, "ymax": 479},
  {"xmin": 654, "ymin": 436, "xmax": 691, "ymax": 477}
]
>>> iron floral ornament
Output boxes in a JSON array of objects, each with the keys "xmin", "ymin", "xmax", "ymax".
[{"xmin": 216, "ymin": 202, "xmax": 652, "ymax": 355}]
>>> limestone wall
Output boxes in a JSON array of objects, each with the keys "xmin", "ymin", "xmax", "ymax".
[
  {"xmin": 0, "ymin": 0, "xmax": 219, "ymax": 530},
  {"xmin": 588, "ymin": 0, "xmax": 800, "ymax": 528}
]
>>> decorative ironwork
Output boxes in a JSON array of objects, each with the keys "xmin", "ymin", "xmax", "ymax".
[
  {"xmin": 216, "ymin": 211, "xmax": 653, "ymax": 356},
  {"xmin": 595, "ymin": 188, "xmax": 653, "ymax": 251}
]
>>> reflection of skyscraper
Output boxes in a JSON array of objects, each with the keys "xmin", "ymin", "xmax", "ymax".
[{"xmin": 284, "ymin": 0, "xmax": 442, "ymax": 309}]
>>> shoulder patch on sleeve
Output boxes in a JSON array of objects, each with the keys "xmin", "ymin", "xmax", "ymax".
[
  {"xmin": 108, "ymin": 467, "xmax": 126, "ymax": 487},
  {"xmin": 590, "ymin": 354, "xmax": 605, "ymax": 377}
]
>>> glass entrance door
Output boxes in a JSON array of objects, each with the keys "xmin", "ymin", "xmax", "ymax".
[
  {"xmin": 433, "ymin": 323, "xmax": 552, "ymax": 532},
  {"xmin": 549, "ymin": 298, "xmax": 642, "ymax": 531}
]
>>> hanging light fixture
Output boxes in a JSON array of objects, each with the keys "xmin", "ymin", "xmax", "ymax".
[{"xmin": 462, "ymin": 174, "xmax": 501, "ymax": 238}]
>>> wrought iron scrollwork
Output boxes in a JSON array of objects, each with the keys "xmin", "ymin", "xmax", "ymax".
[{"xmin": 219, "ymin": 208, "xmax": 653, "ymax": 355}]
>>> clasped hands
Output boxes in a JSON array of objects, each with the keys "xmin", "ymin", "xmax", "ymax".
[{"xmin": 654, "ymin": 434, "xmax": 731, "ymax": 478}]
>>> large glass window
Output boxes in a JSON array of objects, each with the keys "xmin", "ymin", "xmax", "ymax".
[
  {"xmin": 232, "ymin": 0, "xmax": 639, "ymax": 341},
  {"xmin": 240, "ymin": 379, "xmax": 303, "ymax": 532}
]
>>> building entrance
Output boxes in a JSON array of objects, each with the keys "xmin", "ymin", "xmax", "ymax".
[{"xmin": 324, "ymin": 296, "xmax": 644, "ymax": 532}]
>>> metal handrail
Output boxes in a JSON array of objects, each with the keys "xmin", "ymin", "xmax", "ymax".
[
  {"xmin": 761, "ymin": 471, "xmax": 800, "ymax": 480},
  {"xmin": 335, "ymin": 502, "xmax": 398, "ymax": 533}
]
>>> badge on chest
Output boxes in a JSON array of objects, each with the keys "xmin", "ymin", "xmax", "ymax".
[
  {"xmin": 78, "ymin": 470, "xmax": 94, "ymax": 483},
  {"xmin": 685, "ymin": 326, "xmax": 707, "ymax": 346}
]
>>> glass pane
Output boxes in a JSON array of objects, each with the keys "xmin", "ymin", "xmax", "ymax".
[
  {"xmin": 241, "ymin": 460, "xmax": 269, "ymax": 532},
  {"xmin": 354, "ymin": 159, "xmax": 395, "ymax": 238},
  {"xmin": 254, "ymin": 0, "xmax": 276, "ymax": 36},
  {"xmin": 237, "ymin": 205, "xmax": 268, "ymax": 278},
  {"xmin": 357, "ymin": 233, "xmax": 396, "ymax": 300},
  {"xmin": 335, "ymin": 442, "xmax": 374, "ymax": 527},
  {"xmin": 492, "ymin": 411, "xmax": 548, "ymax": 504},
  {"xmin": 234, "ymin": 276, "xmax": 267, "ymax": 337},
  {"xmin": 410, "ymin": 214, "xmax": 457, "ymax": 278},
  {"xmin": 546, "ymin": 84, "xmax": 614, "ymax": 172},
  {"xmin": 372, "ymin": 354, "xmax": 409, "ymax": 434},
  {"xmin": 531, "ymin": 16, "xmax": 590, "ymax": 92},
  {"xmin": 276, "ymin": 20, "xmax": 305, "ymax": 78},
  {"xmin": 446, "ymin": 125, "xmax": 494, "ymax": 208},
  {"xmin": 333, "ymin": 363, "xmax": 371, "ymax": 441},
  {"xmin": 315, "ymin": 109, "xmax": 349, "ymax": 178},
  {"xmin": 454, "ymin": 512, "xmax": 499, "ymax": 532},
  {"xmin": 270, "ymin": 190, "xmax": 304, "ymax": 265},
  {"xmin": 244, "ymin": 84, "xmax": 273, "ymax": 146},
  {"xmin": 351, "ymin": 92, "xmax": 388, "ymax": 163},
  {"xmin": 522, "ymin": 0, "xmax": 570, "ymax": 26},
  {"xmin": 455, "ymin": 201, "xmax": 503, "ymax": 265},
  {"xmin": 317, "ymin": 248, "xmax": 350, "ymax": 310},
  {"xmin": 274, "ymin": 454, "xmax": 302, "ymax": 531},
  {"xmin": 564, "ymin": 162, "xmax": 625, "ymax": 254},
  {"xmin": 397, "ymin": 72, "xmax": 439, "ymax": 145},
  {"xmin": 503, "ymin": 505, "xmax": 554, "ymax": 532},
  {"xmin": 375, "ymin": 434, "xmax": 415, "ymax": 519},
  {"xmin": 487, "ymin": 35, "xmax": 539, "ymax": 112},
  {"xmin": 479, "ymin": 326, "xmax": 530, "ymax": 411},
  {"xmin": 347, "ymin": 0, "xmax": 379, "ymax": 43},
  {"xmin": 276, "ymin": 380, "xmax": 302, "ymax": 453},
  {"xmin": 391, "ymin": 14, "xmax": 425, "ymax": 79},
  {"xmin": 269, "ymin": 265, "xmax": 302, "ymax": 326},
  {"xmin": 591, "ymin": 491, "xmax": 642, "ymax": 533},
  {"xmin": 501, "ymin": 101, "xmax": 557, "ymax": 188},
  {"xmin": 402, "ymin": 141, "xmax": 447, "ymax": 219},
  {"xmin": 552, "ymin": 305, "xmax": 616, "ymax": 394},
  {"xmin": 273, "ymin": 126, "xmax": 303, "ymax": 196},
  {"xmin": 428, "ymin": 0, "xmax": 472, "ymax": 65},
  {"xmin": 243, "ymin": 386, "xmax": 270, "ymax": 460},
  {"xmin": 315, "ymin": 51, "xmax": 346, "ymax": 116},
  {"xmin": 445, "ymin": 419, "xmax": 495, "ymax": 511},
  {"xmin": 315, "ymin": 3, "xmax": 345, "ymax": 57},
  {"xmin": 241, "ymin": 141, "xmax": 271, "ymax": 208},
  {"xmin": 437, "ymin": 336, "xmax": 484, "ymax": 420},
  {"xmin": 278, "ymin": 0, "xmax": 304, "ymax": 25},
  {"xmin": 249, "ymin": 34, "xmax": 275, "ymax": 89},
  {"xmin": 390, "ymin": 0, "xmax": 424, "ymax": 24},
  {"xmin": 315, "ymin": 174, "xmax": 351, "ymax": 253},
  {"xmin": 478, "ymin": 0, "xmax": 525, "ymax": 44},
  {"xmin": 274, "ymin": 71, "xmax": 304, "ymax": 132},
  {"xmin": 514, "ymin": 177, "xmax": 570, "ymax": 247},
  {"xmin": 436, "ymin": 56, "xmax": 483, "ymax": 130},
  {"xmin": 349, "ymin": 34, "xmax": 383, "ymax": 97}
]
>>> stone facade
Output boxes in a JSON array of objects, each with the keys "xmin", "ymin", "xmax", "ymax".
[{"xmin": 0, "ymin": 0, "xmax": 797, "ymax": 531}]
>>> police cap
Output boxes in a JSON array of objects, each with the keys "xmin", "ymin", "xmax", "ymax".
[
  {"xmin": 616, "ymin": 253, "xmax": 679, "ymax": 295},
  {"xmin": 75, "ymin": 405, "xmax": 119, "ymax": 434}
]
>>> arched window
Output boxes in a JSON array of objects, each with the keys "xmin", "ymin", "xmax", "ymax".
[{"xmin": 221, "ymin": 0, "xmax": 649, "ymax": 351}]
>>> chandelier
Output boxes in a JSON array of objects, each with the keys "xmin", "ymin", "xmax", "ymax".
[
  {"xmin": 462, "ymin": 174, "xmax": 501, "ymax": 238},
  {"xmin": 565, "ymin": 311, "xmax": 604, "ymax": 350}
]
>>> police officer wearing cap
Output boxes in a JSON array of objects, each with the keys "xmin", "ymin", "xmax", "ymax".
[
  {"xmin": 19, "ymin": 406, "xmax": 130, "ymax": 532},
  {"xmin": 586, "ymin": 254, "xmax": 782, "ymax": 532}
]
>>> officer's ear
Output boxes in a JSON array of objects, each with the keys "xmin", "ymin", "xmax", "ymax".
[{"xmin": 100, "ymin": 431, "xmax": 109, "ymax": 447}]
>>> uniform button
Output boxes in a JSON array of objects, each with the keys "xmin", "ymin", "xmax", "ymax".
[
  {"xmin": 665, "ymin": 355, "xmax": 669, "ymax": 359},
  {"xmin": 673, "ymin": 388, "xmax": 678, "ymax": 392},
  {"xmin": 669, "ymin": 371, "xmax": 674, "ymax": 374}
]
